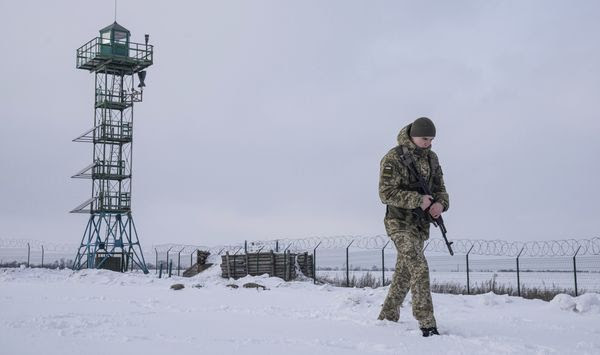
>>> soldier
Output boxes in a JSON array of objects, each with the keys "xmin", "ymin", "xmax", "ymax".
[{"xmin": 377, "ymin": 117, "xmax": 449, "ymax": 337}]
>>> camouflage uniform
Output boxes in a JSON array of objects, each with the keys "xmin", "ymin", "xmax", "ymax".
[{"xmin": 377, "ymin": 124, "xmax": 449, "ymax": 329}]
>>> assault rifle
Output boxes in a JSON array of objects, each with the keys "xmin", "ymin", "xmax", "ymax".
[{"xmin": 398, "ymin": 147, "xmax": 454, "ymax": 256}]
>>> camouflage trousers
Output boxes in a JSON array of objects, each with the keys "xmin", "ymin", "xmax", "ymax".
[{"xmin": 378, "ymin": 231, "xmax": 436, "ymax": 329}]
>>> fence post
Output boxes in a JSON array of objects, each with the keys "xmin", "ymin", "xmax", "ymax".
[
  {"xmin": 313, "ymin": 242, "xmax": 322, "ymax": 284},
  {"xmin": 177, "ymin": 247, "xmax": 185, "ymax": 276},
  {"xmin": 381, "ymin": 241, "xmax": 390, "ymax": 287},
  {"xmin": 166, "ymin": 246, "xmax": 173, "ymax": 273},
  {"xmin": 159, "ymin": 262, "xmax": 163, "ymax": 278},
  {"xmin": 573, "ymin": 246, "xmax": 582, "ymax": 296},
  {"xmin": 516, "ymin": 247, "xmax": 525, "ymax": 297},
  {"xmin": 245, "ymin": 240, "xmax": 248, "ymax": 254},
  {"xmin": 41, "ymin": 245, "xmax": 44, "ymax": 268},
  {"xmin": 27, "ymin": 243, "xmax": 30, "ymax": 268},
  {"xmin": 155, "ymin": 248, "xmax": 158, "ymax": 274},
  {"xmin": 466, "ymin": 245, "xmax": 474, "ymax": 295},
  {"xmin": 168, "ymin": 260, "xmax": 173, "ymax": 278},
  {"xmin": 346, "ymin": 240, "xmax": 354, "ymax": 287}
]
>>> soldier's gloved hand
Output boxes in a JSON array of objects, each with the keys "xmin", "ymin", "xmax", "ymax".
[
  {"xmin": 420, "ymin": 195, "xmax": 433, "ymax": 211},
  {"xmin": 429, "ymin": 202, "xmax": 444, "ymax": 219}
]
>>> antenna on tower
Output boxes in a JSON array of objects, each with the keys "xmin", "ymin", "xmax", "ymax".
[{"xmin": 114, "ymin": 0, "xmax": 118, "ymax": 22}]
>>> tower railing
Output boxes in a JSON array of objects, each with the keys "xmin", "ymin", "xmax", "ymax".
[
  {"xmin": 92, "ymin": 160, "xmax": 129, "ymax": 180},
  {"xmin": 95, "ymin": 192, "xmax": 131, "ymax": 213},
  {"xmin": 96, "ymin": 121, "xmax": 133, "ymax": 143},
  {"xmin": 76, "ymin": 37, "xmax": 153, "ymax": 72},
  {"xmin": 95, "ymin": 89, "xmax": 142, "ymax": 106},
  {"xmin": 72, "ymin": 122, "xmax": 133, "ymax": 144}
]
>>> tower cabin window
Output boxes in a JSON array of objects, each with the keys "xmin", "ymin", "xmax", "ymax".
[
  {"xmin": 101, "ymin": 31, "xmax": 111, "ymax": 44},
  {"xmin": 114, "ymin": 31, "xmax": 128, "ymax": 44}
]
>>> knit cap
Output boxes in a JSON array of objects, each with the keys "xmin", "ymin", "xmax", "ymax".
[{"xmin": 409, "ymin": 117, "xmax": 436, "ymax": 137}]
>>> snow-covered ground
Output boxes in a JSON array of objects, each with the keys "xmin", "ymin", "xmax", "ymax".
[{"xmin": 1, "ymin": 260, "xmax": 600, "ymax": 355}]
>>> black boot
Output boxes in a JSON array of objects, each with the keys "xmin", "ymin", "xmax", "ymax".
[{"xmin": 420, "ymin": 327, "xmax": 440, "ymax": 337}]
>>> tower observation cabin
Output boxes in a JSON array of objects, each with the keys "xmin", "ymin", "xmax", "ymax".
[{"xmin": 71, "ymin": 22, "xmax": 153, "ymax": 273}]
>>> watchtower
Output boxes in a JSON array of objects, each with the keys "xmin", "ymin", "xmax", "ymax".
[{"xmin": 71, "ymin": 22, "xmax": 153, "ymax": 273}]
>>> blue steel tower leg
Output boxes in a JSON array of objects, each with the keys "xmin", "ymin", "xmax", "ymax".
[{"xmin": 73, "ymin": 213, "xmax": 149, "ymax": 274}]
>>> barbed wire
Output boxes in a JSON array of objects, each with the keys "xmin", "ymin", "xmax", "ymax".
[
  {"xmin": 2, "ymin": 236, "xmax": 599, "ymax": 258},
  {"xmin": 149, "ymin": 235, "xmax": 600, "ymax": 257},
  {"xmin": 149, "ymin": 244, "xmax": 223, "ymax": 255},
  {"xmin": 275, "ymin": 236, "xmax": 600, "ymax": 257},
  {"xmin": 423, "ymin": 238, "xmax": 600, "ymax": 257}
]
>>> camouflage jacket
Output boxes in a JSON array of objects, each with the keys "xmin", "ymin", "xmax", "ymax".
[{"xmin": 379, "ymin": 124, "xmax": 450, "ymax": 237}]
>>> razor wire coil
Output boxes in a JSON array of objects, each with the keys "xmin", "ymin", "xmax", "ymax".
[
  {"xmin": 151, "ymin": 236, "xmax": 600, "ymax": 257},
  {"xmin": 2, "ymin": 236, "xmax": 599, "ymax": 258}
]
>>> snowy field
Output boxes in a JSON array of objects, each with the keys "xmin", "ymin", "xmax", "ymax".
[{"xmin": 1, "ymin": 260, "xmax": 600, "ymax": 355}]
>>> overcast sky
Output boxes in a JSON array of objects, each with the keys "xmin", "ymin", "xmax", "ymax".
[{"xmin": 0, "ymin": 0, "xmax": 599, "ymax": 247}]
